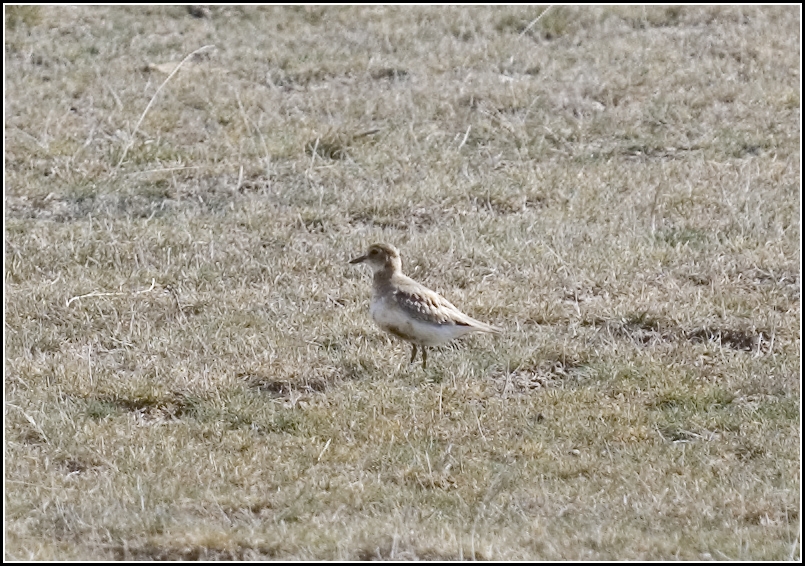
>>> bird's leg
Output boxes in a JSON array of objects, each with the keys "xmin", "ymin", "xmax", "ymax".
[
  {"xmin": 410, "ymin": 344, "xmax": 418, "ymax": 365},
  {"xmin": 422, "ymin": 347, "xmax": 427, "ymax": 369}
]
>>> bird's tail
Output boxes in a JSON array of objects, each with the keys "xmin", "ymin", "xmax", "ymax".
[{"xmin": 468, "ymin": 318, "xmax": 503, "ymax": 334}]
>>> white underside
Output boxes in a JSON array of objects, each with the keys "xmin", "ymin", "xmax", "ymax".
[{"xmin": 370, "ymin": 295, "xmax": 476, "ymax": 347}]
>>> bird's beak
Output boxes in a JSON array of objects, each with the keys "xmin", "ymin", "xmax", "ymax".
[{"xmin": 349, "ymin": 254, "xmax": 367, "ymax": 264}]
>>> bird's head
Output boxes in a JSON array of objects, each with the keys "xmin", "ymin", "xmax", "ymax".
[{"xmin": 349, "ymin": 243, "xmax": 402, "ymax": 274}]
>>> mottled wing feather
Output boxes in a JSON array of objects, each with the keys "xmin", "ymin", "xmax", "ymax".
[
  {"xmin": 391, "ymin": 287, "xmax": 467, "ymax": 325},
  {"xmin": 384, "ymin": 273, "xmax": 502, "ymax": 333}
]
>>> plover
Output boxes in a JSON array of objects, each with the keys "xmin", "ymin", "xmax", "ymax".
[{"xmin": 350, "ymin": 243, "xmax": 501, "ymax": 368}]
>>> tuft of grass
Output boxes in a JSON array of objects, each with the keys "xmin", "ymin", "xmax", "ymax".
[{"xmin": 5, "ymin": 5, "xmax": 42, "ymax": 29}]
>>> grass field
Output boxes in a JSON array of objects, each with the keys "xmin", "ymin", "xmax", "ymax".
[{"xmin": 5, "ymin": 5, "xmax": 801, "ymax": 560}]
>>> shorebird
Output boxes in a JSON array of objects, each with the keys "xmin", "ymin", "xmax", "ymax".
[{"xmin": 350, "ymin": 243, "xmax": 501, "ymax": 368}]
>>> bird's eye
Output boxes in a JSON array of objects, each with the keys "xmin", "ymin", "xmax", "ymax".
[{"xmin": 370, "ymin": 249, "xmax": 378, "ymax": 255}]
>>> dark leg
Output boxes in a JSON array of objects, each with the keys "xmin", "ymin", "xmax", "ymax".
[
  {"xmin": 422, "ymin": 347, "xmax": 428, "ymax": 369},
  {"xmin": 410, "ymin": 344, "xmax": 418, "ymax": 364}
]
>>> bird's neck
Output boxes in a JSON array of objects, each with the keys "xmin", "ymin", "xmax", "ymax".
[
  {"xmin": 373, "ymin": 266, "xmax": 395, "ymax": 285},
  {"xmin": 373, "ymin": 257, "xmax": 402, "ymax": 282}
]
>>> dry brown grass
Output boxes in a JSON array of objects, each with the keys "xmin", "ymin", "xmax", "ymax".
[{"xmin": 5, "ymin": 5, "xmax": 800, "ymax": 560}]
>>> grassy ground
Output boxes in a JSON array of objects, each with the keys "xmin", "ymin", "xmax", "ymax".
[{"xmin": 5, "ymin": 5, "xmax": 800, "ymax": 560}]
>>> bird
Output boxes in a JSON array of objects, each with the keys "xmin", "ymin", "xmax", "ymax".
[{"xmin": 349, "ymin": 243, "xmax": 502, "ymax": 368}]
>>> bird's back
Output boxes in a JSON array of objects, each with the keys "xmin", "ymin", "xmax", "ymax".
[{"xmin": 378, "ymin": 272, "xmax": 502, "ymax": 333}]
